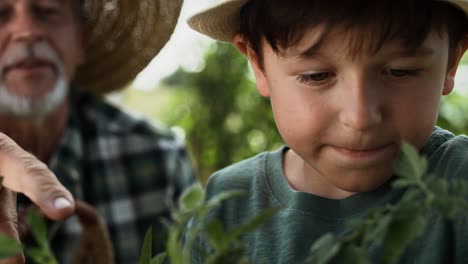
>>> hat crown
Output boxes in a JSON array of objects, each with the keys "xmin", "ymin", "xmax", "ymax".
[{"xmin": 75, "ymin": 0, "xmax": 182, "ymax": 94}]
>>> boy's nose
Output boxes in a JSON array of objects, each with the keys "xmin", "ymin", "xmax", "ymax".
[{"xmin": 339, "ymin": 77, "xmax": 383, "ymax": 131}]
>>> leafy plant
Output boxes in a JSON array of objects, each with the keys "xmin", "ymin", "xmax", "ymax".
[
  {"xmin": 141, "ymin": 142, "xmax": 468, "ymax": 264},
  {"xmin": 139, "ymin": 184, "xmax": 277, "ymax": 264},
  {"xmin": 0, "ymin": 234, "xmax": 22, "ymax": 259},
  {"xmin": 0, "ymin": 181, "xmax": 58, "ymax": 264},
  {"xmin": 2, "ymin": 142, "xmax": 467, "ymax": 264},
  {"xmin": 25, "ymin": 211, "xmax": 58, "ymax": 264},
  {"xmin": 306, "ymin": 142, "xmax": 468, "ymax": 264}
]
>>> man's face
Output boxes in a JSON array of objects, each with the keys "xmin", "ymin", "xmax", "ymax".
[
  {"xmin": 248, "ymin": 26, "xmax": 460, "ymax": 195},
  {"xmin": 0, "ymin": 0, "xmax": 84, "ymax": 118}
]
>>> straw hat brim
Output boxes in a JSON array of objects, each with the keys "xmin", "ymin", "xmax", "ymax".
[
  {"xmin": 188, "ymin": 0, "xmax": 468, "ymax": 43},
  {"xmin": 74, "ymin": 0, "xmax": 183, "ymax": 94},
  {"xmin": 187, "ymin": 0, "xmax": 247, "ymax": 43},
  {"xmin": 449, "ymin": 0, "xmax": 468, "ymax": 13}
]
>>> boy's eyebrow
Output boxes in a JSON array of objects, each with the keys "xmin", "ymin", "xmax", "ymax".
[
  {"xmin": 294, "ymin": 38, "xmax": 326, "ymax": 59},
  {"xmin": 294, "ymin": 43, "xmax": 435, "ymax": 60},
  {"xmin": 387, "ymin": 46, "xmax": 435, "ymax": 58}
]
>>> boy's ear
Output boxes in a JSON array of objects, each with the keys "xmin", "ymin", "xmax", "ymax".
[
  {"xmin": 233, "ymin": 34, "xmax": 270, "ymax": 97},
  {"xmin": 443, "ymin": 36, "xmax": 468, "ymax": 95}
]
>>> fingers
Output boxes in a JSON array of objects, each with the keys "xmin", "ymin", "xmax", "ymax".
[
  {"xmin": 0, "ymin": 188, "xmax": 25, "ymax": 264},
  {"xmin": 0, "ymin": 133, "xmax": 75, "ymax": 221}
]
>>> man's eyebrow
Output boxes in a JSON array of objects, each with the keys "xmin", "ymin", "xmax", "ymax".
[{"xmin": 37, "ymin": 0, "xmax": 64, "ymax": 6}]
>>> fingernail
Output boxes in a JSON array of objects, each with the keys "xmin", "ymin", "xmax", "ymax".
[{"xmin": 54, "ymin": 197, "xmax": 72, "ymax": 210}]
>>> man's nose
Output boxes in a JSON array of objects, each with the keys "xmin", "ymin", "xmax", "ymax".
[
  {"xmin": 10, "ymin": 8, "xmax": 44, "ymax": 43},
  {"xmin": 339, "ymin": 75, "xmax": 383, "ymax": 131}
]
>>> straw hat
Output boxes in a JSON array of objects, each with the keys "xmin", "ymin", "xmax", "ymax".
[
  {"xmin": 187, "ymin": 0, "xmax": 468, "ymax": 43},
  {"xmin": 74, "ymin": 0, "xmax": 183, "ymax": 94}
]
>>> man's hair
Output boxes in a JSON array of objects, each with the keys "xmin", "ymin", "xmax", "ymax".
[{"xmin": 239, "ymin": 0, "xmax": 468, "ymax": 68}]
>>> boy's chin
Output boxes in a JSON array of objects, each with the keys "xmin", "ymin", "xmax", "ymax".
[{"xmin": 331, "ymin": 170, "xmax": 394, "ymax": 194}]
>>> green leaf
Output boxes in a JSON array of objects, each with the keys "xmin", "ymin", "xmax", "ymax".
[
  {"xmin": 362, "ymin": 214, "xmax": 392, "ymax": 248},
  {"xmin": 139, "ymin": 226, "xmax": 153, "ymax": 264},
  {"xmin": 150, "ymin": 252, "xmax": 167, "ymax": 264},
  {"xmin": 381, "ymin": 213, "xmax": 427, "ymax": 264},
  {"xmin": 25, "ymin": 247, "xmax": 57, "ymax": 264},
  {"xmin": 206, "ymin": 243, "xmax": 246, "ymax": 264},
  {"xmin": 166, "ymin": 229, "xmax": 185, "ymax": 264},
  {"xmin": 306, "ymin": 233, "xmax": 342, "ymax": 264},
  {"xmin": 399, "ymin": 189, "xmax": 423, "ymax": 204},
  {"xmin": 394, "ymin": 142, "xmax": 427, "ymax": 180},
  {"xmin": 27, "ymin": 210, "xmax": 48, "ymax": 249},
  {"xmin": 205, "ymin": 190, "xmax": 246, "ymax": 210},
  {"xmin": 0, "ymin": 233, "xmax": 22, "ymax": 259},
  {"xmin": 205, "ymin": 219, "xmax": 225, "ymax": 248},
  {"xmin": 392, "ymin": 178, "xmax": 416, "ymax": 189},
  {"xmin": 225, "ymin": 207, "xmax": 278, "ymax": 243},
  {"xmin": 179, "ymin": 184, "xmax": 205, "ymax": 212},
  {"xmin": 334, "ymin": 244, "xmax": 370, "ymax": 264}
]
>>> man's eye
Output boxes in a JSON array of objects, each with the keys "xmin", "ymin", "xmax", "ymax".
[
  {"xmin": 34, "ymin": 6, "xmax": 60, "ymax": 19},
  {"xmin": 297, "ymin": 72, "xmax": 331, "ymax": 84},
  {"xmin": 0, "ymin": 7, "xmax": 12, "ymax": 20}
]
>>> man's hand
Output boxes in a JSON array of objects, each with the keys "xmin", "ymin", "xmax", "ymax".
[
  {"xmin": 0, "ymin": 133, "xmax": 75, "ymax": 263},
  {"xmin": 0, "ymin": 133, "xmax": 75, "ymax": 220}
]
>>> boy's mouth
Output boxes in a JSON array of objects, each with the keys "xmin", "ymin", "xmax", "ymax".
[{"xmin": 328, "ymin": 143, "xmax": 397, "ymax": 163}]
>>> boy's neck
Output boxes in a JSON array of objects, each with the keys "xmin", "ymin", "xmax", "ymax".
[{"xmin": 283, "ymin": 149, "xmax": 356, "ymax": 200}]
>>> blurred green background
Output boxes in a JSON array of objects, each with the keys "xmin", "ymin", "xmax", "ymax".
[{"xmin": 114, "ymin": 43, "xmax": 468, "ymax": 183}]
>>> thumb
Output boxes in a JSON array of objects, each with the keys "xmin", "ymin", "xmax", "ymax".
[{"xmin": 0, "ymin": 133, "xmax": 75, "ymax": 221}]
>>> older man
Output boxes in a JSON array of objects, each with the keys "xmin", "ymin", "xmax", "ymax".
[{"xmin": 0, "ymin": 0, "xmax": 194, "ymax": 263}]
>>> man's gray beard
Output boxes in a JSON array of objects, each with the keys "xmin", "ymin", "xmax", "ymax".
[{"xmin": 0, "ymin": 42, "xmax": 69, "ymax": 120}]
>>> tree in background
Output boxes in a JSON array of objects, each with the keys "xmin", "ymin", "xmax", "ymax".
[
  {"xmin": 159, "ymin": 43, "xmax": 282, "ymax": 183},
  {"xmin": 439, "ymin": 92, "xmax": 468, "ymax": 135}
]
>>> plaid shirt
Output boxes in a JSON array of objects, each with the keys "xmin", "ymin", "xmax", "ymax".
[{"xmin": 19, "ymin": 88, "xmax": 195, "ymax": 263}]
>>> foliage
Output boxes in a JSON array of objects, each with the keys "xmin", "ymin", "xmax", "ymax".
[
  {"xmin": 439, "ymin": 92, "xmax": 468, "ymax": 135},
  {"xmin": 157, "ymin": 42, "xmax": 282, "ymax": 183},
  {"xmin": 1, "ymin": 143, "xmax": 467, "ymax": 263},
  {"xmin": 0, "ymin": 178, "xmax": 54, "ymax": 262},
  {"xmin": 0, "ymin": 234, "xmax": 22, "ymax": 259},
  {"xmin": 306, "ymin": 142, "xmax": 468, "ymax": 264},
  {"xmin": 139, "ymin": 143, "xmax": 468, "ymax": 264},
  {"xmin": 139, "ymin": 184, "xmax": 278, "ymax": 264},
  {"xmin": 25, "ymin": 211, "xmax": 58, "ymax": 264}
]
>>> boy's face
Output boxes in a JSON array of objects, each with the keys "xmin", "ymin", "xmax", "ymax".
[{"xmin": 239, "ymin": 25, "xmax": 465, "ymax": 197}]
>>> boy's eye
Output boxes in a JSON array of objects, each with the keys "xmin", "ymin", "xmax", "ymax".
[
  {"xmin": 297, "ymin": 72, "xmax": 331, "ymax": 84},
  {"xmin": 384, "ymin": 68, "xmax": 420, "ymax": 77}
]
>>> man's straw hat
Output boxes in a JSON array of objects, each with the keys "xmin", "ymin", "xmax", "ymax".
[
  {"xmin": 75, "ymin": 0, "xmax": 182, "ymax": 94},
  {"xmin": 187, "ymin": 0, "xmax": 468, "ymax": 43}
]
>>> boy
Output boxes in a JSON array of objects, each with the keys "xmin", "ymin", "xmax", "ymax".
[{"xmin": 188, "ymin": 0, "xmax": 468, "ymax": 263}]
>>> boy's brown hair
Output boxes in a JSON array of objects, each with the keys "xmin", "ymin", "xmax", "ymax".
[{"xmin": 239, "ymin": 0, "xmax": 468, "ymax": 68}]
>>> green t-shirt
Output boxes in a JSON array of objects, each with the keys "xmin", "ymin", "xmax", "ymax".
[{"xmin": 194, "ymin": 127, "xmax": 468, "ymax": 263}]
